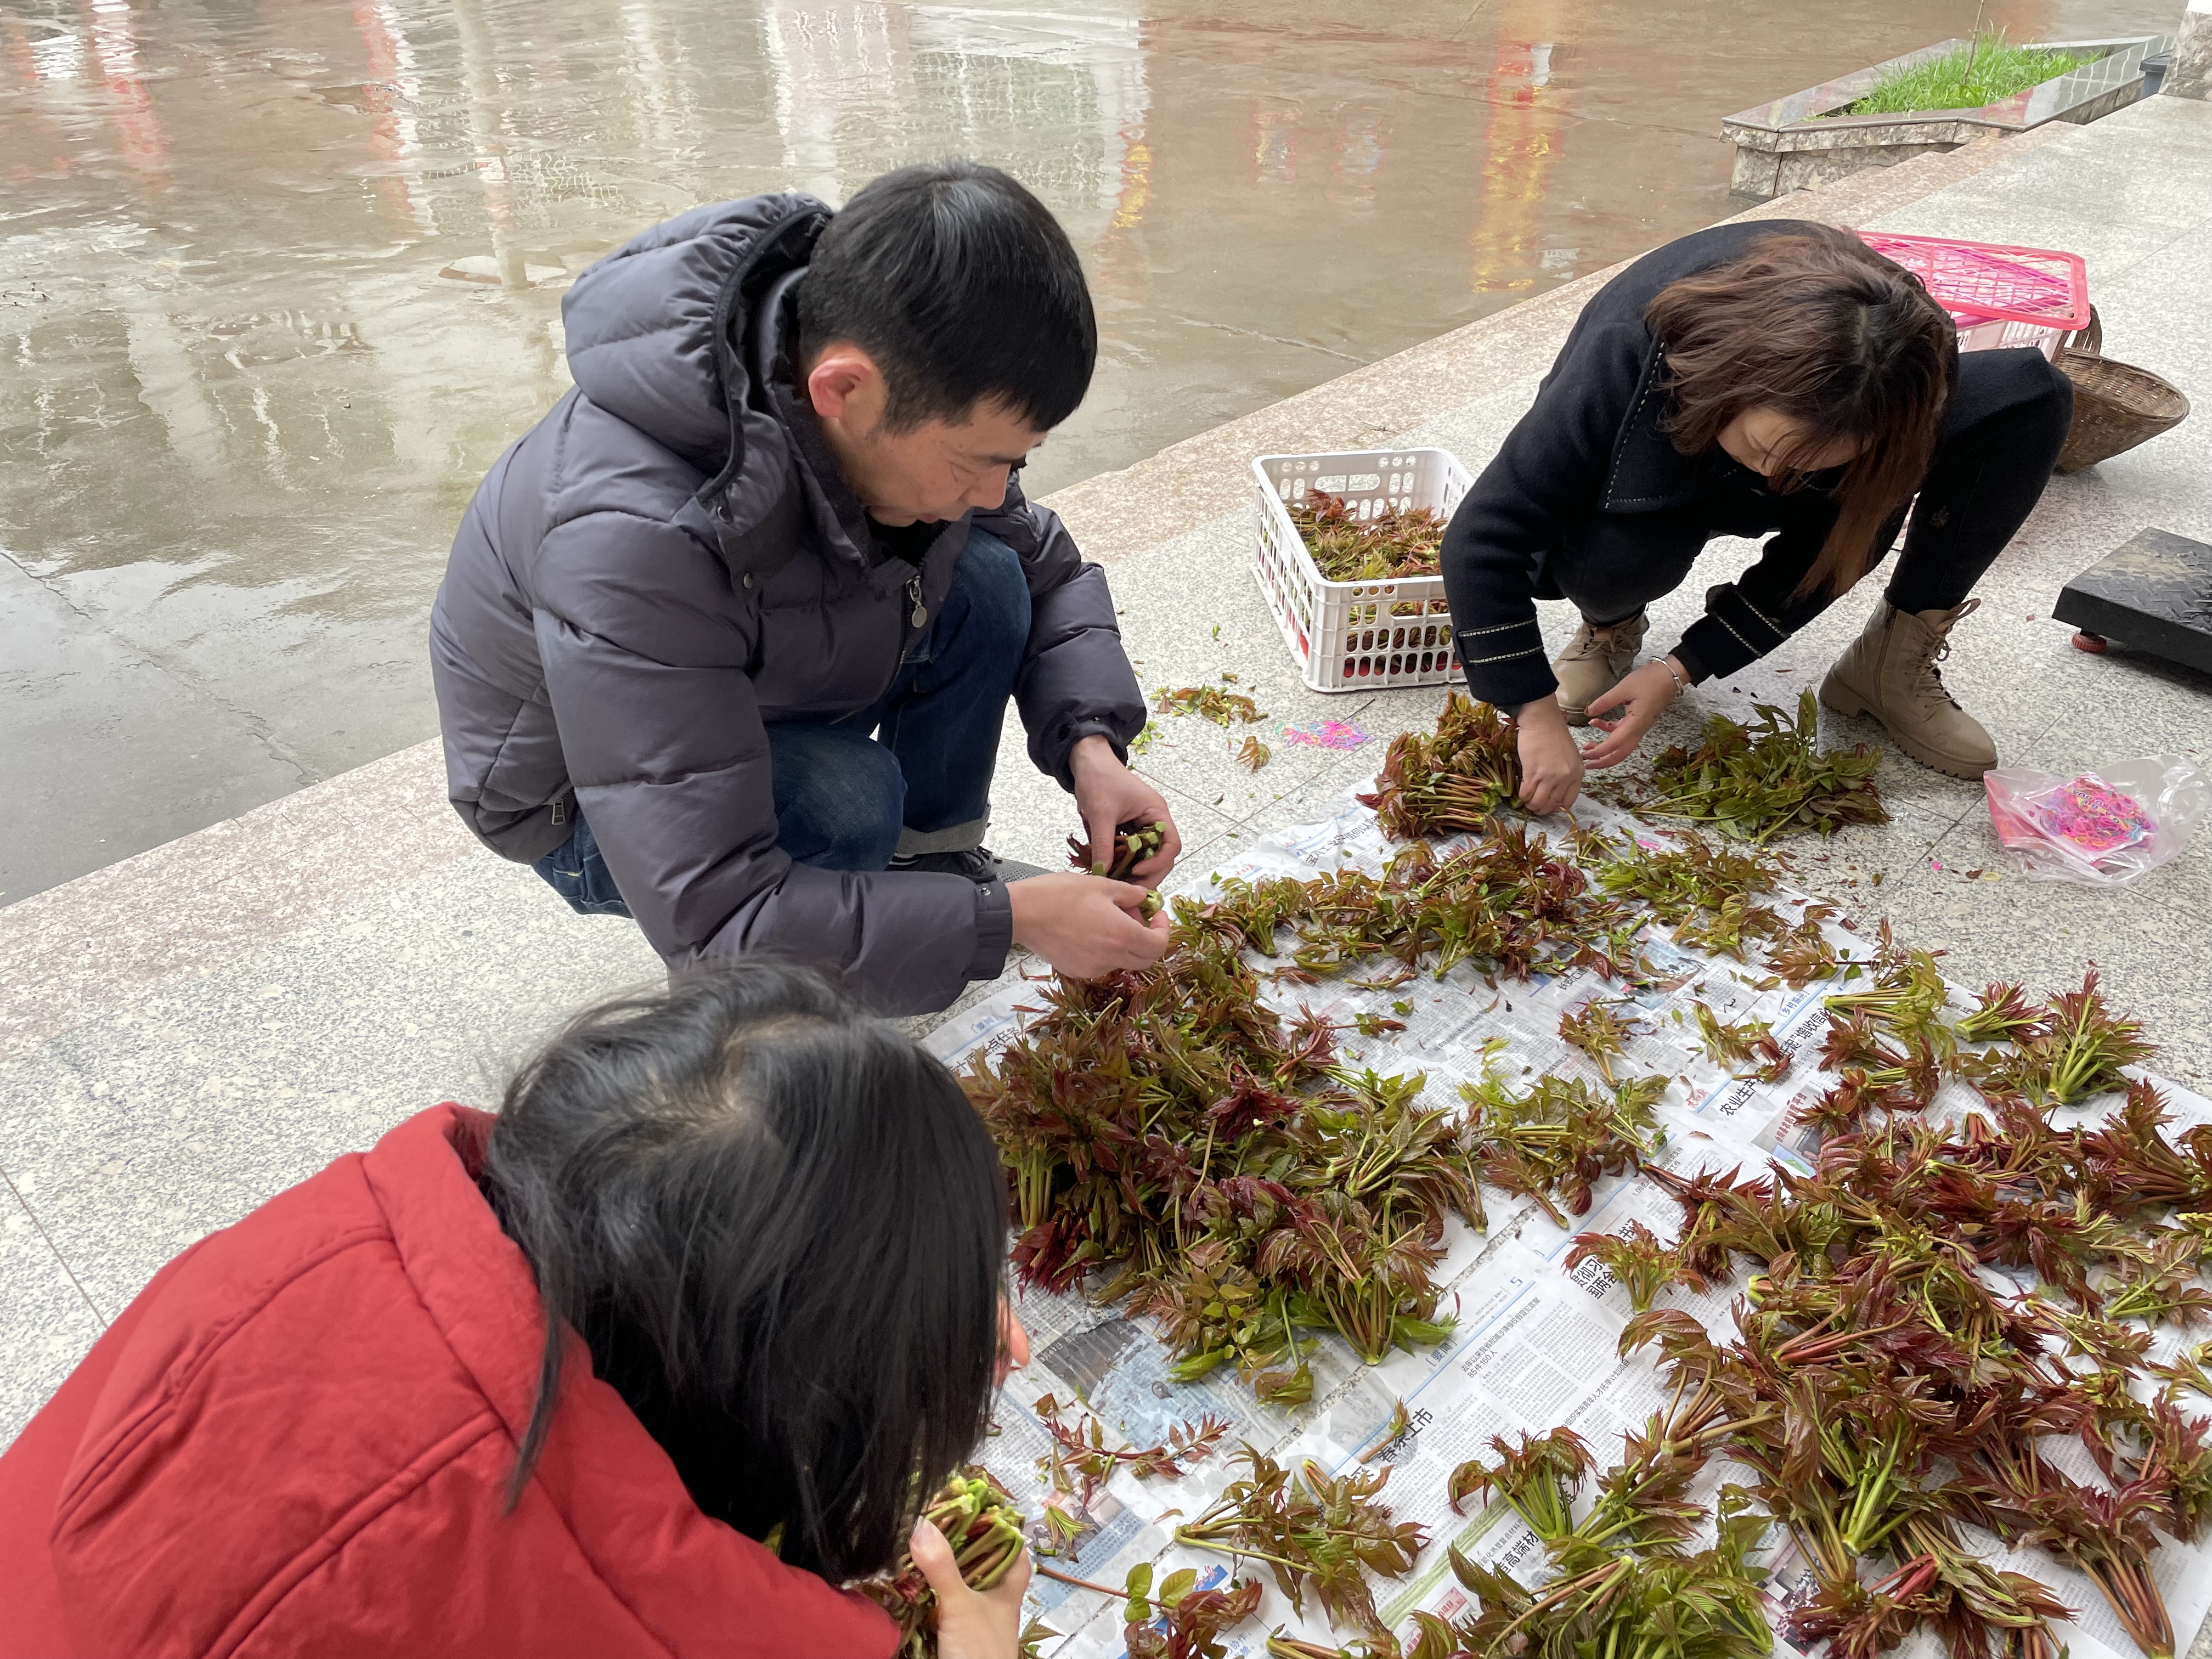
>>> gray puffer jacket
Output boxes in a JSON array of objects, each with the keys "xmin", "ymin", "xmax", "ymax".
[{"xmin": 429, "ymin": 194, "xmax": 1144, "ymax": 1014}]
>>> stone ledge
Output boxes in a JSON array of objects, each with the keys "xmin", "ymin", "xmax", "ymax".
[
  {"xmin": 2173, "ymin": 0, "xmax": 2212, "ymax": 100},
  {"xmin": 0, "ymin": 740, "xmax": 471, "ymax": 1063}
]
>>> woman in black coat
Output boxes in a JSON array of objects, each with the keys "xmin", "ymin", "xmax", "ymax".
[{"xmin": 1439, "ymin": 221, "xmax": 2073, "ymax": 814}]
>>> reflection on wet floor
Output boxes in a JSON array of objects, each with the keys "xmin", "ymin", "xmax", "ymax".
[{"xmin": 0, "ymin": 0, "xmax": 2181, "ymax": 899}]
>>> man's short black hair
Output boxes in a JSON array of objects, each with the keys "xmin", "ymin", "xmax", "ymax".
[{"xmin": 797, "ymin": 159, "xmax": 1096, "ymax": 433}]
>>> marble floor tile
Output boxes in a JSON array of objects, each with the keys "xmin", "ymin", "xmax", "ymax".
[
  {"xmin": 0, "ymin": 856, "xmax": 665, "ymax": 1319},
  {"xmin": 0, "ymin": 1175, "xmax": 105, "ymax": 1449},
  {"xmin": 1848, "ymin": 847, "xmax": 2212, "ymax": 1087},
  {"xmin": 1866, "ymin": 185, "xmax": 2201, "ymax": 290}
]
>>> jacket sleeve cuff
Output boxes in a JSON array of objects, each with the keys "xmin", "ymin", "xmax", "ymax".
[
  {"xmin": 1456, "ymin": 620, "xmax": 1558, "ymax": 711},
  {"xmin": 1672, "ymin": 619, "xmax": 1747, "ymax": 685},
  {"xmin": 1047, "ymin": 719, "xmax": 1127, "ymax": 790},
  {"xmin": 1674, "ymin": 584, "xmax": 1797, "ymax": 686},
  {"xmin": 964, "ymin": 879, "xmax": 1014, "ymax": 981}
]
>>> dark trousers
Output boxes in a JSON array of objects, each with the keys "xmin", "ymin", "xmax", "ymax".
[
  {"xmin": 533, "ymin": 529, "xmax": 1031, "ymax": 919},
  {"xmin": 1545, "ymin": 347, "xmax": 2075, "ymax": 630}
]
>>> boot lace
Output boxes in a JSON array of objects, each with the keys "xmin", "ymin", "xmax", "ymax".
[
  {"xmin": 1567, "ymin": 612, "xmax": 1645, "ymax": 663},
  {"xmin": 1914, "ymin": 598, "xmax": 1977, "ymax": 708}
]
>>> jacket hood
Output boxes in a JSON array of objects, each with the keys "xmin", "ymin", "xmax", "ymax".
[{"xmin": 562, "ymin": 194, "xmax": 832, "ymax": 520}]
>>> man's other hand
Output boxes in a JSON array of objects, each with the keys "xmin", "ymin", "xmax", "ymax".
[
  {"xmin": 1007, "ymin": 873, "xmax": 1170, "ymax": 979},
  {"xmin": 1068, "ymin": 735, "xmax": 1181, "ymax": 888}
]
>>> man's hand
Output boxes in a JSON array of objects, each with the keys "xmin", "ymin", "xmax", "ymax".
[
  {"xmin": 1513, "ymin": 696, "xmax": 1585, "ymax": 815},
  {"xmin": 1068, "ymin": 735, "xmax": 1181, "ymax": 888},
  {"xmin": 911, "ymin": 1516, "xmax": 1032, "ymax": 1659},
  {"xmin": 1581, "ymin": 658, "xmax": 1686, "ymax": 770},
  {"xmin": 1008, "ymin": 873, "xmax": 1169, "ymax": 979}
]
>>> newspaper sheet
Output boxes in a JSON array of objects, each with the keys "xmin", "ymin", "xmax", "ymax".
[{"xmin": 924, "ymin": 798, "xmax": 2212, "ymax": 1659}]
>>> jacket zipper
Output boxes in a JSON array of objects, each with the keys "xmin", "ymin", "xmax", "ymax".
[
  {"xmin": 874, "ymin": 571, "xmax": 930, "ymax": 687},
  {"xmin": 896, "ymin": 570, "xmax": 928, "ymax": 665}
]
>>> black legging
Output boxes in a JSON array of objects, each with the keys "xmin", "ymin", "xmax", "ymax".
[{"xmin": 1545, "ymin": 347, "xmax": 2074, "ymax": 634}]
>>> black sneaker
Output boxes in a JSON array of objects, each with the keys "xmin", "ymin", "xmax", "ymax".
[{"xmin": 889, "ymin": 845, "xmax": 1031, "ymax": 884}]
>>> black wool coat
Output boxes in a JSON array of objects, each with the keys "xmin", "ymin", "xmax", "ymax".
[{"xmin": 1438, "ymin": 219, "xmax": 2060, "ymax": 709}]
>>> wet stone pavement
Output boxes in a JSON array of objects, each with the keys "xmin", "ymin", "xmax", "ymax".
[{"xmin": 0, "ymin": 0, "xmax": 2185, "ymax": 899}]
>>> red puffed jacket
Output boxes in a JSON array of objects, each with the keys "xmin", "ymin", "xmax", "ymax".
[{"xmin": 0, "ymin": 1104, "xmax": 896, "ymax": 1658}]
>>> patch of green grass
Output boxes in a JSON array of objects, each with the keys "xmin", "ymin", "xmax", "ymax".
[{"xmin": 1825, "ymin": 33, "xmax": 2101, "ymax": 117}]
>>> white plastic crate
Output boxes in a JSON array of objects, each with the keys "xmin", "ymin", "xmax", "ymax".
[
  {"xmin": 1954, "ymin": 311, "xmax": 2067, "ymax": 361},
  {"xmin": 1251, "ymin": 448, "xmax": 1472, "ymax": 693}
]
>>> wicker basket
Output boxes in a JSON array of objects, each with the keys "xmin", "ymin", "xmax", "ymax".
[
  {"xmin": 2067, "ymin": 305, "xmax": 2103, "ymax": 356},
  {"xmin": 2054, "ymin": 347, "xmax": 2189, "ymax": 474}
]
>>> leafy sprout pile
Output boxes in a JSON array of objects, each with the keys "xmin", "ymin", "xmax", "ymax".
[
  {"xmin": 1288, "ymin": 490, "xmax": 1448, "ymax": 583},
  {"xmin": 1686, "ymin": 1002, "xmax": 1793, "ymax": 1084},
  {"xmin": 1173, "ymin": 1448, "xmax": 1428, "ymax": 1640},
  {"xmin": 969, "ymin": 939, "xmax": 1474, "ymax": 1403},
  {"xmin": 1444, "ymin": 1402, "xmax": 1771, "ymax": 1659},
  {"xmin": 1155, "ymin": 681, "xmax": 1267, "ymax": 729},
  {"xmin": 1538, "ymin": 948, "xmax": 2212, "ymax": 1659},
  {"xmin": 1357, "ymin": 693, "xmax": 1521, "ymax": 842},
  {"xmin": 1628, "ymin": 690, "xmax": 1887, "ymax": 844},
  {"xmin": 968, "ymin": 757, "xmax": 1841, "ymax": 1405},
  {"xmin": 959, "ymin": 699, "xmax": 2205, "ymax": 1659},
  {"xmin": 1369, "ymin": 691, "xmax": 1886, "ymax": 849},
  {"xmin": 1143, "ymin": 676, "xmax": 1276, "ymax": 770}
]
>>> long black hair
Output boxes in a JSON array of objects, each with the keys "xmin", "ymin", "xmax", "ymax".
[{"xmin": 480, "ymin": 962, "xmax": 1008, "ymax": 1582}]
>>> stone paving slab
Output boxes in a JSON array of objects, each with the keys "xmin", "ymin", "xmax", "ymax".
[
  {"xmin": 0, "ymin": 1178, "xmax": 103, "ymax": 1442},
  {"xmin": 0, "ymin": 856, "xmax": 664, "ymax": 1323},
  {"xmin": 3, "ymin": 116, "xmax": 2211, "ymax": 1659}
]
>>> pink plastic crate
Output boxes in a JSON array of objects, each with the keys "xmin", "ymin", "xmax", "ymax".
[{"xmin": 1858, "ymin": 230, "xmax": 2091, "ymax": 362}]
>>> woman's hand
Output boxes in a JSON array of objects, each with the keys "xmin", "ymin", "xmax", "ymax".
[
  {"xmin": 1513, "ymin": 697, "xmax": 1585, "ymax": 815},
  {"xmin": 996, "ymin": 1298, "xmax": 1030, "ymax": 1386},
  {"xmin": 911, "ymin": 1517, "xmax": 1033, "ymax": 1659},
  {"xmin": 1581, "ymin": 657, "xmax": 1688, "ymax": 770},
  {"xmin": 1068, "ymin": 735, "xmax": 1181, "ymax": 888}
]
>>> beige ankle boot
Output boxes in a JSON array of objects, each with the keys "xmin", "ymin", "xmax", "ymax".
[
  {"xmin": 1553, "ymin": 611, "xmax": 1649, "ymax": 725},
  {"xmin": 1819, "ymin": 597, "xmax": 1997, "ymax": 778}
]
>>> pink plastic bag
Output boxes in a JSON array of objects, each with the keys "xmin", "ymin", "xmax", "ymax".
[{"xmin": 1984, "ymin": 756, "xmax": 2210, "ymax": 887}]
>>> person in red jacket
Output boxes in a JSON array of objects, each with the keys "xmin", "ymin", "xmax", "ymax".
[{"xmin": 0, "ymin": 963, "xmax": 1031, "ymax": 1659}]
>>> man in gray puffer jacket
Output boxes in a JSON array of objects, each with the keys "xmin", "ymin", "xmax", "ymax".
[{"xmin": 431, "ymin": 162, "xmax": 1178, "ymax": 1014}]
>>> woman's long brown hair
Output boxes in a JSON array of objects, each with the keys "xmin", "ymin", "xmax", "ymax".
[{"xmin": 1645, "ymin": 225, "xmax": 1956, "ymax": 598}]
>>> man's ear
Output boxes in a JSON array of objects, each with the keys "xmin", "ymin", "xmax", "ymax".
[{"xmin": 805, "ymin": 344, "xmax": 883, "ymax": 425}]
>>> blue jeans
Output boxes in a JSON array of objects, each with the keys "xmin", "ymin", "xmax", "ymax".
[{"xmin": 533, "ymin": 531, "xmax": 1031, "ymax": 918}]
